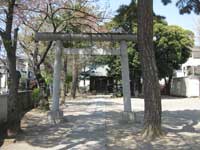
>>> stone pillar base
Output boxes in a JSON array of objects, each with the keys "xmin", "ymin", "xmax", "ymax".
[
  {"xmin": 47, "ymin": 110, "xmax": 64, "ymax": 124},
  {"xmin": 120, "ymin": 111, "xmax": 136, "ymax": 123}
]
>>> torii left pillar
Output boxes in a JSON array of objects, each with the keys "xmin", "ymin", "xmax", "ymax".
[{"xmin": 48, "ymin": 40, "xmax": 64, "ymax": 124}]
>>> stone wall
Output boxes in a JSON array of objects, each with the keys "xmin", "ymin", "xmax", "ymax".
[
  {"xmin": 0, "ymin": 94, "xmax": 7, "ymax": 123},
  {"xmin": 0, "ymin": 91, "xmax": 34, "ymax": 124}
]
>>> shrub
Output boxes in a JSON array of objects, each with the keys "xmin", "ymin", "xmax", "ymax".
[{"xmin": 32, "ymin": 88, "xmax": 40, "ymax": 106}]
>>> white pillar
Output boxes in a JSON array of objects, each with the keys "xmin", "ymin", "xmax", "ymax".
[
  {"xmin": 120, "ymin": 40, "xmax": 132, "ymax": 112},
  {"xmin": 52, "ymin": 41, "xmax": 63, "ymax": 112}
]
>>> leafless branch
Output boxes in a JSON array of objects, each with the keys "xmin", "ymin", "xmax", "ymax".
[
  {"xmin": 0, "ymin": 17, "xmax": 6, "ymax": 23},
  {"xmin": 0, "ymin": 28, "xmax": 4, "ymax": 36},
  {"xmin": 37, "ymin": 41, "xmax": 53, "ymax": 68},
  {"xmin": 52, "ymin": 7, "xmax": 98, "ymax": 19},
  {"xmin": 0, "ymin": 57, "xmax": 6, "ymax": 66},
  {"xmin": 69, "ymin": 22, "xmax": 99, "ymax": 33},
  {"xmin": 19, "ymin": 41, "xmax": 34, "ymax": 67}
]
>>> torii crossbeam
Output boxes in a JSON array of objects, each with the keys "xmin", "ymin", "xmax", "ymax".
[{"xmin": 35, "ymin": 32, "xmax": 136, "ymax": 123}]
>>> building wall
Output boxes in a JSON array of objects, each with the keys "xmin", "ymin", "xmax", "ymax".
[
  {"xmin": 0, "ymin": 73, "xmax": 7, "ymax": 93},
  {"xmin": 171, "ymin": 76, "xmax": 200, "ymax": 97},
  {"xmin": 79, "ymin": 79, "xmax": 90, "ymax": 91}
]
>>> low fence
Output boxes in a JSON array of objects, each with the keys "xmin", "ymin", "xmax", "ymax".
[
  {"xmin": 170, "ymin": 76, "xmax": 200, "ymax": 97},
  {"xmin": 0, "ymin": 94, "xmax": 7, "ymax": 123},
  {"xmin": 0, "ymin": 91, "xmax": 34, "ymax": 124}
]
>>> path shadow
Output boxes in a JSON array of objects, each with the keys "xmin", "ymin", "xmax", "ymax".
[
  {"xmin": 66, "ymin": 100, "xmax": 122, "ymax": 107},
  {"xmin": 162, "ymin": 109, "xmax": 200, "ymax": 133},
  {"xmin": 15, "ymin": 109, "xmax": 109, "ymax": 149},
  {"xmin": 14, "ymin": 109, "xmax": 200, "ymax": 150},
  {"xmin": 3, "ymin": 98, "xmax": 200, "ymax": 150},
  {"xmin": 161, "ymin": 96, "xmax": 187, "ymax": 100},
  {"xmin": 104, "ymin": 109, "xmax": 200, "ymax": 150}
]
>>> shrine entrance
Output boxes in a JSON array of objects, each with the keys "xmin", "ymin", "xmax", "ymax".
[{"xmin": 35, "ymin": 33, "xmax": 136, "ymax": 122}]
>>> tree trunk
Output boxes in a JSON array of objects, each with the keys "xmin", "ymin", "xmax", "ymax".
[
  {"xmin": 137, "ymin": 0, "xmax": 162, "ymax": 139},
  {"xmin": 6, "ymin": 49, "xmax": 21, "ymax": 137},
  {"xmin": 3, "ymin": 29, "xmax": 20, "ymax": 137},
  {"xmin": 0, "ymin": 0, "xmax": 21, "ymax": 137},
  {"xmin": 71, "ymin": 55, "xmax": 79, "ymax": 99},
  {"xmin": 35, "ymin": 71, "xmax": 50, "ymax": 110},
  {"xmin": 165, "ymin": 76, "xmax": 172, "ymax": 95},
  {"xmin": 33, "ymin": 42, "xmax": 49, "ymax": 110},
  {"xmin": 61, "ymin": 56, "xmax": 68, "ymax": 104}
]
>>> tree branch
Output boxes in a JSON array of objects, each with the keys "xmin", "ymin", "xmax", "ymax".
[
  {"xmin": 0, "ymin": 17, "xmax": 6, "ymax": 23},
  {"xmin": 69, "ymin": 22, "xmax": 99, "ymax": 33},
  {"xmin": 37, "ymin": 41, "xmax": 53, "ymax": 68},
  {"xmin": 0, "ymin": 28, "xmax": 4, "ymax": 37},
  {"xmin": 19, "ymin": 41, "xmax": 34, "ymax": 68},
  {"xmin": 52, "ymin": 7, "xmax": 98, "ymax": 20},
  {"xmin": 13, "ymin": 27, "xmax": 19, "ymax": 50},
  {"xmin": 6, "ymin": 0, "xmax": 15, "ymax": 35}
]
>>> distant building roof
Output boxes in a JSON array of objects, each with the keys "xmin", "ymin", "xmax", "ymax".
[
  {"xmin": 89, "ymin": 65, "xmax": 109, "ymax": 77},
  {"xmin": 81, "ymin": 65, "xmax": 109, "ymax": 77}
]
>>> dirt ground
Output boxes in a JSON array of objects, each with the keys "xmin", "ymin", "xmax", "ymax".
[{"xmin": 1, "ymin": 96, "xmax": 200, "ymax": 150}]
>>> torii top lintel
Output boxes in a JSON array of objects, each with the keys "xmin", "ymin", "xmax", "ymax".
[{"xmin": 35, "ymin": 32, "xmax": 137, "ymax": 42}]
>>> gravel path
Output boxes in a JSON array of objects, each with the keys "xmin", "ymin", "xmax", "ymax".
[{"xmin": 1, "ymin": 96, "xmax": 200, "ymax": 150}]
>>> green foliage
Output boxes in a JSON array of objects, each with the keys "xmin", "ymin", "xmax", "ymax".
[
  {"xmin": 154, "ymin": 23, "xmax": 194, "ymax": 79},
  {"xmin": 66, "ymin": 74, "xmax": 72, "ymax": 84},
  {"xmin": 19, "ymin": 77, "xmax": 27, "ymax": 90},
  {"xmin": 101, "ymin": 21, "xmax": 193, "ymax": 83},
  {"xmin": 162, "ymin": 0, "xmax": 200, "ymax": 14},
  {"xmin": 32, "ymin": 88, "xmax": 40, "ymax": 104},
  {"xmin": 113, "ymin": 0, "xmax": 137, "ymax": 33},
  {"xmin": 42, "ymin": 72, "xmax": 52, "ymax": 85},
  {"xmin": 106, "ymin": 1, "xmax": 194, "ymax": 82},
  {"xmin": 92, "ymin": 42, "xmax": 140, "ymax": 81},
  {"xmin": 112, "ymin": 0, "xmax": 166, "ymax": 33}
]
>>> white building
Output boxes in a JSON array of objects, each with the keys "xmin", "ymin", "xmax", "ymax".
[
  {"xmin": 171, "ymin": 46, "xmax": 200, "ymax": 97},
  {"xmin": 0, "ymin": 54, "xmax": 30, "ymax": 93}
]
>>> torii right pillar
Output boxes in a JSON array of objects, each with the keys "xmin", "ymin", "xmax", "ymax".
[{"xmin": 120, "ymin": 40, "xmax": 135, "ymax": 122}]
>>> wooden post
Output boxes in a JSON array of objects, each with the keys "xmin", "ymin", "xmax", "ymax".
[
  {"xmin": 120, "ymin": 41, "xmax": 132, "ymax": 112},
  {"xmin": 49, "ymin": 41, "xmax": 63, "ymax": 124}
]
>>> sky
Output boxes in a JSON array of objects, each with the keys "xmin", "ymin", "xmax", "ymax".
[{"xmin": 105, "ymin": 0, "xmax": 199, "ymax": 46}]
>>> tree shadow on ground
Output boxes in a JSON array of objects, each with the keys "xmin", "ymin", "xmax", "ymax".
[
  {"xmin": 15, "ymin": 110, "xmax": 108, "ymax": 149},
  {"xmin": 106, "ymin": 110, "xmax": 200, "ymax": 150},
  {"xmin": 161, "ymin": 95, "xmax": 187, "ymax": 100},
  {"xmin": 2, "ymin": 99, "xmax": 200, "ymax": 150},
  {"xmin": 65, "ymin": 100, "xmax": 122, "ymax": 107}
]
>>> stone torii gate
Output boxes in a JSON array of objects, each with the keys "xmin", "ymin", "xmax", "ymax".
[{"xmin": 35, "ymin": 33, "xmax": 136, "ymax": 123}]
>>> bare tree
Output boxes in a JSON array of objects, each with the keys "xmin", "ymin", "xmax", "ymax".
[
  {"xmin": 0, "ymin": 0, "xmax": 20, "ymax": 137},
  {"xmin": 18, "ymin": 0, "xmax": 103, "ymax": 109}
]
